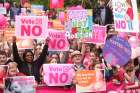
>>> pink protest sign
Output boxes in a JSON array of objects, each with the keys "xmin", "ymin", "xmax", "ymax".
[
  {"xmin": 92, "ymin": 25, "xmax": 107, "ymax": 44},
  {"xmin": 15, "ymin": 16, "xmax": 48, "ymax": 39},
  {"xmin": 43, "ymin": 64, "xmax": 74, "ymax": 86},
  {"xmin": 48, "ymin": 29, "xmax": 69, "ymax": 51},
  {"xmin": 50, "ymin": 0, "xmax": 63, "ymax": 9},
  {"xmin": 82, "ymin": 25, "xmax": 106, "ymax": 44}
]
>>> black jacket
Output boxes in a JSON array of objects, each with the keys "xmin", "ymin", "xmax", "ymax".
[
  {"xmin": 93, "ymin": 6, "xmax": 113, "ymax": 26},
  {"xmin": 12, "ymin": 42, "xmax": 48, "ymax": 83}
]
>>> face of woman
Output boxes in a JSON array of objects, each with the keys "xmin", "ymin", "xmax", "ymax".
[
  {"xmin": 25, "ymin": 52, "xmax": 34, "ymax": 63},
  {"xmin": 90, "ymin": 52, "xmax": 96, "ymax": 62},
  {"xmin": 50, "ymin": 58, "xmax": 57, "ymax": 64}
]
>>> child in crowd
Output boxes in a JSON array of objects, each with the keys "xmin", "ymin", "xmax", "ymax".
[{"xmin": 7, "ymin": 62, "xmax": 25, "ymax": 77}]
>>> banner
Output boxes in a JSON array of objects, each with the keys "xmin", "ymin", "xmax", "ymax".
[
  {"xmin": 15, "ymin": 16, "xmax": 48, "ymax": 39},
  {"xmin": 75, "ymin": 70, "xmax": 106, "ymax": 93},
  {"xmin": 65, "ymin": 9, "xmax": 93, "ymax": 39},
  {"xmin": 103, "ymin": 36, "xmax": 131, "ymax": 66},
  {"xmin": 48, "ymin": 29, "xmax": 69, "ymax": 51},
  {"xmin": 4, "ymin": 76, "xmax": 35, "ymax": 93},
  {"xmin": 50, "ymin": 0, "xmax": 63, "ymax": 9},
  {"xmin": 82, "ymin": 25, "xmax": 106, "ymax": 44},
  {"xmin": 112, "ymin": 0, "xmax": 139, "ymax": 33},
  {"xmin": 43, "ymin": 64, "xmax": 74, "ymax": 86}
]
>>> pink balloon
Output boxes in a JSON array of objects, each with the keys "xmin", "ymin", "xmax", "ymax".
[
  {"xmin": 4, "ymin": 2, "xmax": 10, "ymax": 10},
  {"xmin": 128, "ymin": 36, "xmax": 139, "ymax": 48},
  {"xmin": 52, "ymin": 0, "xmax": 58, "ymax": 4},
  {"xmin": 118, "ymin": 32, "xmax": 128, "ymax": 40}
]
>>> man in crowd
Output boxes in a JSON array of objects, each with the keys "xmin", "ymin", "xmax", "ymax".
[
  {"xmin": 93, "ymin": 0, "xmax": 113, "ymax": 25},
  {"xmin": 71, "ymin": 50, "xmax": 85, "ymax": 71}
]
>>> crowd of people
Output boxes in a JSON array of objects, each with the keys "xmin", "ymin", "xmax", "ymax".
[{"xmin": 0, "ymin": 0, "xmax": 139, "ymax": 92}]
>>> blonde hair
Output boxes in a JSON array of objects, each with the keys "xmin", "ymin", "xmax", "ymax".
[{"xmin": 8, "ymin": 62, "xmax": 18, "ymax": 67}]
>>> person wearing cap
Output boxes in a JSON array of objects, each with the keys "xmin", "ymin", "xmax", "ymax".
[{"xmin": 71, "ymin": 50, "xmax": 85, "ymax": 71}]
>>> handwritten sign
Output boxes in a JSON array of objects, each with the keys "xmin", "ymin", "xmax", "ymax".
[
  {"xmin": 43, "ymin": 64, "xmax": 74, "ymax": 86},
  {"xmin": 76, "ymin": 70, "xmax": 106, "ymax": 93},
  {"xmin": 65, "ymin": 10, "xmax": 93, "ymax": 39},
  {"xmin": 48, "ymin": 29, "xmax": 69, "ymax": 51},
  {"xmin": 103, "ymin": 36, "xmax": 131, "ymax": 66},
  {"xmin": 112, "ymin": 0, "xmax": 139, "ymax": 33},
  {"xmin": 15, "ymin": 16, "xmax": 48, "ymax": 39}
]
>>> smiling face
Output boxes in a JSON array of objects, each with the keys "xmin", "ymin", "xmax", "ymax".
[
  {"xmin": 8, "ymin": 62, "xmax": 18, "ymax": 76},
  {"xmin": 72, "ymin": 54, "xmax": 82, "ymax": 65},
  {"xmin": 25, "ymin": 52, "xmax": 34, "ymax": 63}
]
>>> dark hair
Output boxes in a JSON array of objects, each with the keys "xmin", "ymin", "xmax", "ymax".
[
  {"xmin": 23, "ymin": 49, "xmax": 34, "ymax": 61},
  {"xmin": 0, "ymin": 50, "xmax": 7, "ymax": 57},
  {"xmin": 50, "ymin": 53, "xmax": 60, "ymax": 63}
]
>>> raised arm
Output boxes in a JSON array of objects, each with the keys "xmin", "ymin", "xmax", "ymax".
[
  {"xmin": 12, "ymin": 36, "xmax": 22, "ymax": 65},
  {"xmin": 36, "ymin": 38, "xmax": 49, "ymax": 67}
]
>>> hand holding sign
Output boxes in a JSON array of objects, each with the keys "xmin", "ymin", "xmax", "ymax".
[{"xmin": 45, "ymin": 37, "xmax": 50, "ymax": 45}]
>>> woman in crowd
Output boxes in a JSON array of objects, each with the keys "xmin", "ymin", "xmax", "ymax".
[{"xmin": 12, "ymin": 36, "xmax": 48, "ymax": 83}]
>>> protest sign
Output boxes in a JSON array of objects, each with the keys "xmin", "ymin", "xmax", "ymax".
[
  {"xmin": 50, "ymin": 0, "xmax": 63, "ymax": 9},
  {"xmin": 16, "ymin": 39, "xmax": 33, "ymax": 49},
  {"xmin": 112, "ymin": 0, "xmax": 139, "ymax": 33},
  {"xmin": 75, "ymin": 70, "xmax": 106, "ymax": 93},
  {"xmin": 48, "ymin": 29, "xmax": 69, "ymax": 51},
  {"xmin": 81, "ymin": 25, "xmax": 106, "ymax": 44},
  {"xmin": 4, "ymin": 76, "xmax": 35, "ymax": 93},
  {"xmin": 43, "ymin": 64, "xmax": 74, "ymax": 86},
  {"xmin": 65, "ymin": 9, "xmax": 93, "ymax": 39},
  {"xmin": 103, "ymin": 36, "xmax": 131, "ymax": 66},
  {"xmin": 15, "ymin": 16, "xmax": 48, "ymax": 39}
]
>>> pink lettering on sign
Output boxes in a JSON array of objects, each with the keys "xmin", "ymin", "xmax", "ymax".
[
  {"xmin": 21, "ymin": 18, "xmax": 42, "ymax": 24},
  {"xmin": 92, "ymin": 25, "xmax": 106, "ymax": 44},
  {"xmin": 15, "ymin": 16, "xmax": 48, "ymax": 39},
  {"xmin": 43, "ymin": 64, "xmax": 74, "ymax": 86},
  {"xmin": 21, "ymin": 25, "xmax": 42, "ymax": 36},
  {"xmin": 48, "ymin": 29, "xmax": 69, "ymax": 51},
  {"xmin": 115, "ymin": 20, "xmax": 126, "ymax": 29},
  {"xmin": 49, "ymin": 73, "xmax": 68, "ymax": 84},
  {"xmin": 49, "ymin": 39, "xmax": 66, "ymax": 49}
]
